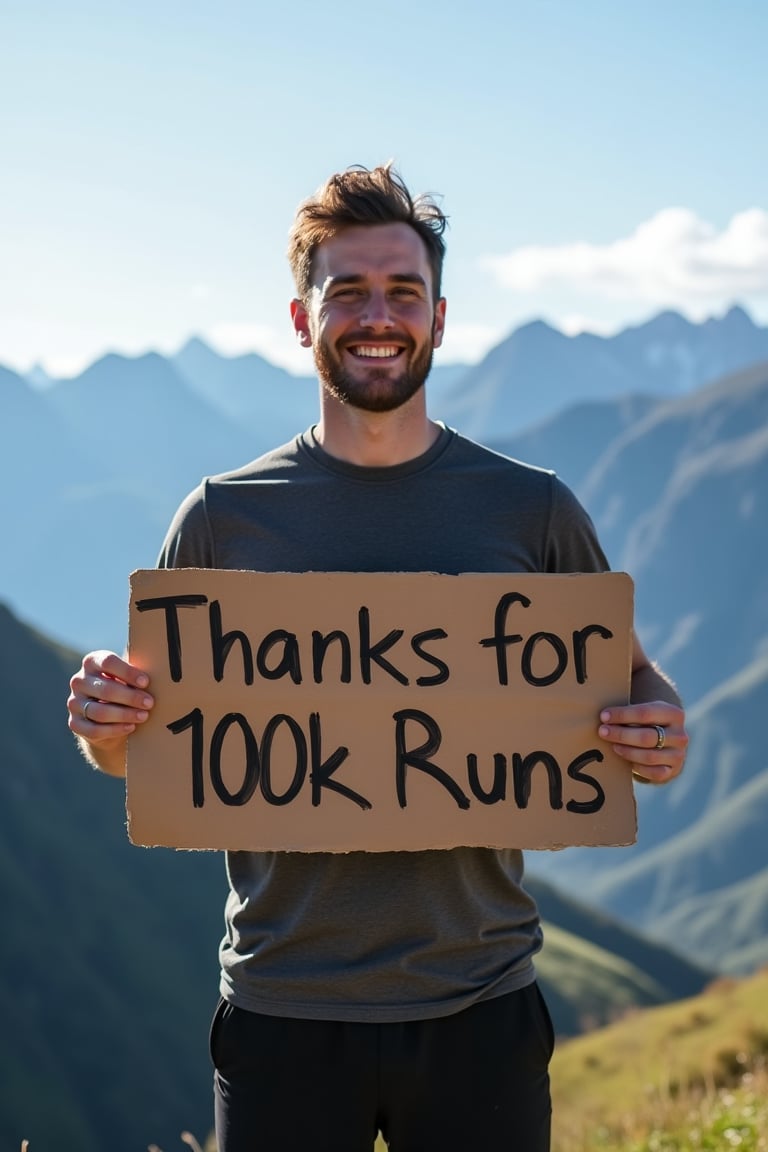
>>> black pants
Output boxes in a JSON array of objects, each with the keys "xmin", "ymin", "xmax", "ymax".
[{"xmin": 210, "ymin": 983, "xmax": 554, "ymax": 1151}]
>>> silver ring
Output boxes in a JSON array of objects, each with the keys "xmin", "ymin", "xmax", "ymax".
[
  {"xmin": 83, "ymin": 700, "xmax": 93, "ymax": 722},
  {"xmin": 653, "ymin": 724, "xmax": 666, "ymax": 750}
]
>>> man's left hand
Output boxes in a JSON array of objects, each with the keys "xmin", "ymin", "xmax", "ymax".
[{"xmin": 598, "ymin": 702, "xmax": 688, "ymax": 784}]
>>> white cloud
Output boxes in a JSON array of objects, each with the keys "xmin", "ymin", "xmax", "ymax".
[{"xmin": 485, "ymin": 208, "xmax": 768, "ymax": 305}]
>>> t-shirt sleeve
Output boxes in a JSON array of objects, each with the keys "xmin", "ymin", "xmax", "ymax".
[
  {"xmin": 156, "ymin": 481, "xmax": 214, "ymax": 570},
  {"xmin": 545, "ymin": 475, "xmax": 611, "ymax": 574}
]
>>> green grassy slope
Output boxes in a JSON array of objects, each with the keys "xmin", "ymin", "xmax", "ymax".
[
  {"xmin": 0, "ymin": 604, "xmax": 228, "ymax": 1152},
  {"xmin": 549, "ymin": 967, "xmax": 768, "ymax": 1150}
]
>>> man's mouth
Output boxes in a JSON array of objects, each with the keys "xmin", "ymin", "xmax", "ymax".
[{"xmin": 346, "ymin": 344, "xmax": 404, "ymax": 360}]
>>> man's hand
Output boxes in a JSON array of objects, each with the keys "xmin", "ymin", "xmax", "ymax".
[
  {"xmin": 67, "ymin": 651, "xmax": 154, "ymax": 776},
  {"xmin": 598, "ymin": 701, "xmax": 688, "ymax": 784}
]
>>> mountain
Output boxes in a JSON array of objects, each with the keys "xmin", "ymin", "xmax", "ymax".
[
  {"xmin": 0, "ymin": 603, "xmax": 226, "ymax": 1152},
  {"xmin": 3, "ymin": 352, "xmax": 269, "ymax": 652},
  {"xmin": 484, "ymin": 391, "xmax": 663, "ymax": 491},
  {"xmin": 440, "ymin": 305, "xmax": 768, "ymax": 440},
  {"xmin": 0, "ymin": 363, "xmax": 144, "ymax": 654},
  {"xmin": 46, "ymin": 350, "xmax": 260, "ymax": 504},
  {"xmin": 25, "ymin": 361, "xmax": 56, "ymax": 390},
  {"xmin": 0, "ymin": 603, "xmax": 710, "ymax": 1149},
  {"xmin": 576, "ymin": 360, "xmax": 768, "ymax": 704},
  {"xmin": 173, "ymin": 337, "xmax": 319, "ymax": 447},
  {"xmin": 526, "ymin": 876, "xmax": 711, "ymax": 1035}
]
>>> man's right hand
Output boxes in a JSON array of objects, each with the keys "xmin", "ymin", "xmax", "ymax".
[{"xmin": 67, "ymin": 651, "xmax": 154, "ymax": 776}]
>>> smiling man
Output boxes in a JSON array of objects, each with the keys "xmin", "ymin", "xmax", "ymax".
[{"xmin": 68, "ymin": 163, "xmax": 688, "ymax": 1152}]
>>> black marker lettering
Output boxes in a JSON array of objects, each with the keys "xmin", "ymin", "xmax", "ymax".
[
  {"xmin": 258, "ymin": 714, "xmax": 307, "ymax": 805},
  {"xmin": 209, "ymin": 599, "xmax": 254, "ymax": 684},
  {"xmin": 572, "ymin": 625, "xmax": 613, "ymax": 684},
  {"xmin": 256, "ymin": 630, "xmax": 302, "ymax": 684},
  {"xmin": 566, "ymin": 750, "xmax": 606, "ymax": 813},
  {"xmin": 209, "ymin": 712, "xmax": 260, "ymax": 806},
  {"xmin": 521, "ymin": 632, "xmax": 569, "ymax": 687},
  {"xmin": 135, "ymin": 594, "xmax": 208, "ymax": 682},
  {"xmin": 393, "ymin": 709, "xmax": 470, "ymax": 810},
  {"xmin": 167, "ymin": 707, "xmax": 205, "ymax": 807},
  {"xmin": 359, "ymin": 607, "xmax": 408, "ymax": 685},
  {"xmin": 312, "ymin": 629, "xmax": 352, "ymax": 684},
  {"xmin": 467, "ymin": 753, "xmax": 507, "ymax": 804},
  {"xmin": 512, "ymin": 751, "xmax": 564, "ymax": 810},
  {"xmin": 479, "ymin": 592, "xmax": 530, "ymax": 685},
  {"xmin": 309, "ymin": 712, "xmax": 371, "ymax": 809},
  {"xmin": 412, "ymin": 628, "xmax": 450, "ymax": 686}
]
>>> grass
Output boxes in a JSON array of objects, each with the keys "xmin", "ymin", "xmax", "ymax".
[
  {"xmin": 549, "ymin": 968, "xmax": 768, "ymax": 1151},
  {"xmin": 553, "ymin": 1070, "xmax": 768, "ymax": 1150}
]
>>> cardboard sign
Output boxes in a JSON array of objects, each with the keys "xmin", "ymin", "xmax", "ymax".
[{"xmin": 126, "ymin": 569, "xmax": 636, "ymax": 852}]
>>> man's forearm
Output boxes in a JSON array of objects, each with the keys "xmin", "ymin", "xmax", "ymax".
[
  {"xmin": 76, "ymin": 735, "xmax": 128, "ymax": 779},
  {"xmin": 630, "ymin": 659, "xmax": 682, "ymax": 708}
]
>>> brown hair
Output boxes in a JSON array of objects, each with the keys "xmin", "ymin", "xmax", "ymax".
[{"xmin": 288, "ymin": 162, "xmax": 448, "ymax": 304}]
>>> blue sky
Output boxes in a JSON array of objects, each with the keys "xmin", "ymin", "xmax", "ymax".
[{"xmin": 2, "ymin": 0, "xmax": 767, "ymax": 377}]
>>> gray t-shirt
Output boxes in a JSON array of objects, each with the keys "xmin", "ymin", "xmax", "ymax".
[{"xmin": 158, "ymin": 425, "xmax": 609, "ymax": 1022}]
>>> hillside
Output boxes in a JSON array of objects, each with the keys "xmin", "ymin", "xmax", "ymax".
[
  {"xmin": 0, "ymin": 603, "xmax": 710, "ymax": 1151},
  {"xmin": 0, "ymin": 604, "xmax": 227, "ymax": 1152},
  {"xmin": 549, "ymin": 966, "xmax": 768, "ymax": 1150}
]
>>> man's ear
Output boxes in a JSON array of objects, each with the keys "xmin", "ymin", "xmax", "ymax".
[
  {"xmin": 432, "ymin": 297, "xmax": 447, "ymax": 349},
  {"xmin": 290, "ymin": 298, "xmax": 313, "ymax": 347}
]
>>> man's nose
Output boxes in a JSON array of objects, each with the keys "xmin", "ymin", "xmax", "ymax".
[{"xmin": 359, "ymin": 290, "xmax": 394, "ymax": 329}]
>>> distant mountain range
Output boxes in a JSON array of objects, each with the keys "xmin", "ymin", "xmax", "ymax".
[{"xmin": 443, "ymin": 303, "xmax": 768, "ymax": 438}]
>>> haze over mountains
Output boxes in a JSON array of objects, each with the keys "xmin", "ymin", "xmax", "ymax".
[{"xmin": 2, "ymin": 303, "xmax": 768, "ymax": 1147}]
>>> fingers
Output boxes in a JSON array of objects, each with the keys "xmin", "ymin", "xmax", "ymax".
[
  {"xmin": 67, "ymin": 649, "xmax": 154, "ymax": 742},
  {"xmin": 598, "ymin": 701, "xmax": 688, "ymax": 784}
]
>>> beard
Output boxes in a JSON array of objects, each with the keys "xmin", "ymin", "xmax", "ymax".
[{"xmin": 313, "ymin": 331, "xmax": 435, "ymax": 413}]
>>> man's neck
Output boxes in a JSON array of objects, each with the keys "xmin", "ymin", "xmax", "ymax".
[{"xmin": 314, "ymin": 393, "xmax": 441, "ymax": 467}]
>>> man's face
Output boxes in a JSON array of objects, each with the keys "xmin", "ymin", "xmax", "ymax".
[{"xmin": 291, "ymin": 222, "xmax": 446, "ymax": 413}]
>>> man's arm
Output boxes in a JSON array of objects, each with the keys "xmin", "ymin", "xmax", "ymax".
[
  {"xmin": 67, "ymin": 651, "xmax": 155, "ymax": 778},
  {"xmin": 597, "ymin": 630, "xmax": 688, "ymax": 784}
]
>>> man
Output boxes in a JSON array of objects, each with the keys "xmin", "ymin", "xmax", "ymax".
[{"xmin": 68, "ymin": 163, "xmax": 688, "ymax": 1152}]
